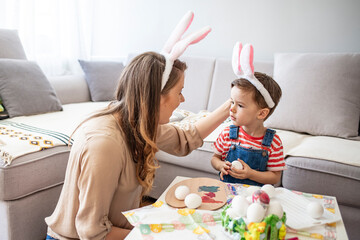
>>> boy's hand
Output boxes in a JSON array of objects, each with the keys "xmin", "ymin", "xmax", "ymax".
[
  {"xmin": 219, "ymin": 161, "xmax": 232, "ymax": 180},
  {"xmin": 228, "ymin": 159, "xmax": 253, "ymax": 179}
]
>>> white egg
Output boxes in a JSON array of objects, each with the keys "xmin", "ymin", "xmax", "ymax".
[
  {"xmin": 184, "ymin": 193, "xmax": 202, "ymax": 209},
  {"xmin": 231, "ymin": 196, "xmax": 249, "ymax": 217},
  {"xmin": 266, "ymin": 200, "xmax": 283, "ymax": 218},
  {"xmin": 226, "ymin": 207, "xmax": 241, "ymax": 219},
  {"xmin": 306, "ymin": 202, "xmax": 324, "ymax": 219},
  {"xmin": 231, "ymin": 161, "xmax": 243, "ymax": 170},
  {"xmin": 174, "ymin": 185, "xmax": 190, "ymax": 200},
  {"xmin": 247, "ymin": 203, "xmax": 265, "ymax": 223},
  {"xmin": 261, "ymin": 184, "xmax": 276, "ymax": 198},
  {"xmin": 246, "ymin": 186, "xmax": 261, "ymax": 196}
]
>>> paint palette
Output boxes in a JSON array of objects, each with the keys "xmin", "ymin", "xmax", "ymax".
[{"xmin": 165, "ymin": 177, "xmax": 227, "ymax": 210}]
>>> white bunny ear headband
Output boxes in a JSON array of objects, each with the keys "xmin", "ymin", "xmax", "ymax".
[
  {"xmin": 161, "ymin": 11, "xmax": 211, "ymax": 90},
  {"xmin": 232, "ymin": 42, "xmax": 275, "ymax": 108}
]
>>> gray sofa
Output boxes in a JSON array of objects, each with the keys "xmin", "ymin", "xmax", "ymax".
[{"xmin": 1, "ymin": 30, "xmax": 359, "ymax": 239}]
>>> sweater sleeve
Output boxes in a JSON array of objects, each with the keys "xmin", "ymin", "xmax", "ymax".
[
  {"xmin": 156, "ymin": 123, "xmax": 203, "ymax": 156},
  {"xmin": 75, "ymin": 135, "xmax": 123, "ymax": 240}
]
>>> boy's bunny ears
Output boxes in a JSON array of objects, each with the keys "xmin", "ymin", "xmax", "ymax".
[
  {"xmin": 232, "ymin": 42, "xmax": 275, "ymax": 108},
  {"xmin": 161, "ymin": 11, "xmax": 211, "ymax": 90}
]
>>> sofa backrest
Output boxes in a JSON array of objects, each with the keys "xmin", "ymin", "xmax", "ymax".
[
  {"xmin": 48, "ymin": 74, "xmax": 91, "ymax": 104},
  {"xmin": 180, "ymin": 56, "xmax": 274, "ymax": 112}
]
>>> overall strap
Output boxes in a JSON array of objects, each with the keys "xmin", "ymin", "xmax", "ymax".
[
  {"xmin": 262, "ymin": 128, "xmax": 276, "ymax": 147},
  {"xmin": 229, "ymin": 125, "xmax": 239, "ymax": 139}
]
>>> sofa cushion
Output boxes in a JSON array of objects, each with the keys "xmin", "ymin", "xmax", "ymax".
[
  {"xmin": 282, "ymin": 156, "xmax": 360, "ymax": 208},
  {"xmin": 179, "ymin": 56, "xmax": 216, "ymax": 113},
  {"xmin": 0, "ymin": 59, "xmax": 63, "ymax": 117},
  {"xmin": 265, "ymin": 53, "xmax": 360, "ymax": 139},
  {"xmin": 0, "ymin": 29, "xmax": 27, "ymax": 59},
  {"xmin": 78, "ymin": 60, "xmax": 124, "ymax": 102}
]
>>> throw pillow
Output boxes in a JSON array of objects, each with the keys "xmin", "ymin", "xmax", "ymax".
[
  {"xmin": 265, "ymin": 53, "xmax": 360, "ymax": 139},
  {"xmin": 0, "ymin": 59, "xmax": 63, "ymax": 118},
  {"xmin": 78, "ymin": 60, "xmax": 124, "ymax": 101},
  {"xmin": 0, "ymin": 29, "xmax": 27, "ymax": 59}
]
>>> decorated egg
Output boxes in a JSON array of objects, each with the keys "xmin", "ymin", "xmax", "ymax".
[
  {"xmin": 231, "ymin": 195, "xmax": 249, "ymax": 217},
  {"xmin": 231, "ymin": 161, "xmax": 243, "ymax": 170},
  {"xmin": 174, "ymin": 185, "xmax": 190, "ymax": 200},
  {"xmin": 247, "ymin": 202, "xmax": 265, "ymax": 223},
  {"xmin": 261, "ymin": 184, "xmax": 276, "ymax": 198},
  {"xmin": 246, "ymin": 186, "xmax": 261, "ymax": 196},
  {"xmin": 226, "ymin": 207, "xmax": 241, "ymax": 219},
  {"xmin": 252, "ymin": 190, "xmax": 270, "ymax": 209},
  {"xmin": 266, "ymin": 200, "xmax": 283, "ymax": 218},
  {"xmin": 184, "ymin": 193, "xmax": 202, "ymax": 209},
  {"xmin": 306, "ymin": 202, "xmax": 324, "ymax": 219}
]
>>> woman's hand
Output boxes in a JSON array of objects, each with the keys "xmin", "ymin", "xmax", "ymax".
[{"xmin": 228, "ymin": 159, "xmax": 253, "ymax": 179}]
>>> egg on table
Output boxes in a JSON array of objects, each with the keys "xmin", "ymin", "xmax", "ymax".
[
  {"xmin": 247, "ymin": 202, "xmax": 265, "ymax": 223},
  {"xmin": 266, "ymin": 200, "xmax": 283, "ymax": 218},
  {"xmin": 174, "ymin": 185, "xmax": 190, "ymax": 200},
  {"xmin": 231, "ymin": 195, "xmax": 249, "ymax": 217},
  {"xmin": 246, "ymin": 186, "xmax": 261, "ymax": 196},
  {"xmin": 261, "ymin": 184, "xmax": 276, "ymax": 198},
  {"xmin": 306, "ymin": 201, "xmax": 324, "ymax": 219},
  {"xmin": 184, "ymin": 193, "xmax": 202, "ymax": 209}
]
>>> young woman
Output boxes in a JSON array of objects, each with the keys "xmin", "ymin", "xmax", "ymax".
[{"xmin": 45, "ymin": 52, "xmax": 230, "ymax": 240}]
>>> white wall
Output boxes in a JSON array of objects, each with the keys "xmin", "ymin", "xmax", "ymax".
[{"xmin": 91, "ymin": 0, "xmax": 360, "ymax": 61}]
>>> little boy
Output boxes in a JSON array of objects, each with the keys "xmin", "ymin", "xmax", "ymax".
[{"xmin": 211, "ymin": 43, "xmax": 285, "ymax": 186}]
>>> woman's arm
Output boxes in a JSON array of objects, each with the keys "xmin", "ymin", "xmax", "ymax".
[{"xmin": 195, "ymin": 99, "xmax": 231, "ymax": 139}]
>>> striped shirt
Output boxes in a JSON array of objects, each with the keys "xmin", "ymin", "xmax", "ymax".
[{"xmin": 214, "ymin": 126, "xmax": 286, "ymax": 171}]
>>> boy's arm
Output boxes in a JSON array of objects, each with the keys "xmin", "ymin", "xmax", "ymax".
[
  {"xmin": 211, "ymin": 153, "xmax": 231, "ymax": 180},
  {"xmin": 228, "ymin": 160, "xmax": 282, "ymax": 185}
]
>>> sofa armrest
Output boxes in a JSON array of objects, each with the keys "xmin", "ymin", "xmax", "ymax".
[{"xmin": 48, "ymin": 75, "xmax": 91, "ymax": 104}]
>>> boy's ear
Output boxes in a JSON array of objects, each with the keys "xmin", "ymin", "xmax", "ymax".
[{"xmin": 257, "ymin": 108, "xmax": 270, "ymax": 120}]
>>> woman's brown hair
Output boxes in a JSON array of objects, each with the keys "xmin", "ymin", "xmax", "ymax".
[{"xmin": 73, "ymin": 52, "xmax": 187, "ymax": 197}]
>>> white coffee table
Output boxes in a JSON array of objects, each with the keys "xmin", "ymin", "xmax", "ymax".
[{"xmin": 126, "ymin": 176, "xmax": 348, "ymax": 240}]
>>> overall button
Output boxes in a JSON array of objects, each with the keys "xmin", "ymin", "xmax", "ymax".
[
  {"xmin": 262, "ymin": 151, "xmax": 267, "ymax": 157},
  {"xmin": 231, "ymin": 145, "xmax": 236, "ymax": 150}
]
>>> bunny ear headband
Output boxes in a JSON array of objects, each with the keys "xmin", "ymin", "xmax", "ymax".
[
  {"xmin": 232, "ymin": 42, "xmax": 275, "ymax": 108},
  {"xmin": 161, "ymin": 11, "xmax": 211, "ymax": 90}
]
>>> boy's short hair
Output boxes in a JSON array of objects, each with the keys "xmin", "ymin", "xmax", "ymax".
[{"xmin": 231, "ymin": 72, "xmax": 282, "ymax": 120}]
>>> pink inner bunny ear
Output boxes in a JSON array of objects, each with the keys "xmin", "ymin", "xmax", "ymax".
[
  {"xmin": 189, "ymin": 27, "xmax": 211, "ymax": 45},
  {"xmin": 248, "ymin": 44, "xmax": 254, "ymax": 73},
  {"xmin": 240, "ymin": 44, "xmax": 255, "ymax": 76},
  {"xmin": 162, "ymin": 11, "xmax": 194, "ymax": 54},
  {"xmin": 169, "ymin": 26, "xmax": 212, "ymax": 61},
  {"xmin": 232, "ymin": 42, "xmax": 243, "ymax": 76}
]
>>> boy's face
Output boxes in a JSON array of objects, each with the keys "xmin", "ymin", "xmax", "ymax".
[{"xmin": 230, "ymin": 86, "xmax": 263, "ymax": 127}]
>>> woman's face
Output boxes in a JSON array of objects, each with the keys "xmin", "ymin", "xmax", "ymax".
[{"xmin": 159, "ymin": 73, "xmax": 185, "ymax": 124}]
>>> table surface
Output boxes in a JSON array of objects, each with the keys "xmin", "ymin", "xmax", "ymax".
[{"xmin": 126, "ymin": 176, "xmax": 349, "ymax": 240}]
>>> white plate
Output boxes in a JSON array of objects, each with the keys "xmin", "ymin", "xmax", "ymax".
[{"xmin": 274, "ymin": 188, "xmax": 341, "ymax": 230}]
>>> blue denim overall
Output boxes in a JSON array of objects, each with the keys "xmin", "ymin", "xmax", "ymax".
[{"xmin": 221, "ymin": 125, "xmax": 275, "ymax": 186}]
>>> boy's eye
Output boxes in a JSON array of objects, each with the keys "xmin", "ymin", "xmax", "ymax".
[{"xmin": 238, "ymin": 104, "xmax": 243, "ymax": 108}]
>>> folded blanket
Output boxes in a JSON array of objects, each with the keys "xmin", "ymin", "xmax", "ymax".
[{"xmin": 0, "ymin": 121, "xmax": 72, "ymax": 166}]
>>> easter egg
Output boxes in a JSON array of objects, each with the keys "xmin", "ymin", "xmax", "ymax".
[
  {"xmin": 246, "ymin": 186, "xmax": 261, "ymax": 196},
  {"xmin": 261, "ymin": 184, "xmax": 276, "ymax": 198},
  {"xmin": 231, "ymin": 161, "xmax": 243, "ymax": 170},
  {"xmin": 266, "ymin": 200, "xmax": 283, "ymax": 218},
  {"xmin": 306, "ymin": 202, "xmax": 324, "ymax": 219},
  {"xmin": 252, "ymin": 190, "xmax": 270, "ymax": 209},
  {"xmin": 184, "ymin": 193, "xmax": 202, "ymax": 209},
  {"xmin": 247, "ymin": 202, "xmax": 265, "ymax": 223},
  {"xmin": 231, "ymin": 195, "xmax": 249, "ymax": 217},
  {"xmin": 175, "ymin": 185, "xmax": 190, "ymax": 200}
]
